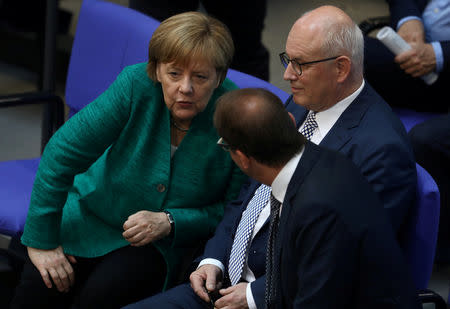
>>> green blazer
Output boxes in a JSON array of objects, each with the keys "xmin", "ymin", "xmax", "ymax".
[{"xmin": 21, "ymin": 62, "xmax": 246, "ymax": 288}]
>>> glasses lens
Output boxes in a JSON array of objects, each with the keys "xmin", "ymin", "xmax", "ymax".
[
  {"xmin": 280, "ymin": 53, "xmax": 289, "ymax": 68},
  {"xmin": 217, "ymin": 137, "xmax": 230, "ymax": 152},
  {"xmin": 280, "ymin": 53, "xmax": 301, "ymax": 75}
]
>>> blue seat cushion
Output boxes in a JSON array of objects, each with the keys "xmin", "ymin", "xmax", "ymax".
[{"xmin": 0, "ymin": 158, "xmax": 40, "ymax": 236}]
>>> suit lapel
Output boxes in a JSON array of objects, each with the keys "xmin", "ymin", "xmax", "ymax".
[
  {"xmin": 284, "ymin": 89, "xmax": 371, "ymax": 152},
  {"xmin": 319, "ymin": 84, "xmax": 372, "ymax": 151}
]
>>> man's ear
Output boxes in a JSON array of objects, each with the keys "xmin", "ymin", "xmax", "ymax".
[
  {"xmin": 234, "ymin": 149, "xmax": 251, "ymax": 170},
  {"xmin": 336, "ymin": 56, "xmax": 351, "ymax": 83}
]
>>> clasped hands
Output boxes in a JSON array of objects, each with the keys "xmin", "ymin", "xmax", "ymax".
[
  {"xmin": 395, "ymin": 19, "xmax": 437, "ymax": 77},
  {"xmin": 28, "ymin": 210, "xmax": 171, "ymax": 292},
  {"xmin": 190, "ymin": 264, "xmax": 249, "ymax": 309}
]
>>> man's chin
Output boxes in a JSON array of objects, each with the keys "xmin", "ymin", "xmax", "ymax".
[{"xmin": 292, "ymin": 96, "xmax": 309, "ymax": 109}]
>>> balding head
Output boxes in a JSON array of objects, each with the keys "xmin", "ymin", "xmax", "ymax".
[
  {"xmin": 214, "ymin": 88, "xmax": 305, "ymax": 167},
  {"xmin": 283, "ymin": 5, "xmax": 364, "ymax": 111},
  {"xmin": 291, "ymin": 6, "xmax": 363, "ymax": 81}
]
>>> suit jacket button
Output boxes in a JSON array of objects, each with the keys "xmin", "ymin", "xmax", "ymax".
[{"xmin": 156, "ymin": 184, "xmax": 166, "ymax": 193}]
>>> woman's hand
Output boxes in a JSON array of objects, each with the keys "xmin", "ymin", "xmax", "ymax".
[
  {"xmin": 27, "ymin": 246, "xmax": 76, "ymax": 293},
  {"xmin": 122, "ymin": 210, "xmax": 171, "ymax": 246}
]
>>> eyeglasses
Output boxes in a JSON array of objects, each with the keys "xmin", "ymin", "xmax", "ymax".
[
  {"xmin": 217, "ymin": 137, "xmax": 231, "ymax": 152},
  {"xmin": 279, "ymin": 52, "xmax": 340, "ymax": 76}
]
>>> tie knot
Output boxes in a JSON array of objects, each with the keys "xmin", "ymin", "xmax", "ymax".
[
  {"xmin": 300, "ymin": 111, "xmax": 318, "ymax": 140},
  {"xmin": 305, "ymin": 111, "xmax": 317, "ymax": 126}
]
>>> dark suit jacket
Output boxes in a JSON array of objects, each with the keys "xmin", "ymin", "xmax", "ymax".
[
  {"xmin": 387, "ymin": 0, "xmax": 450, "ymax": 72},
  {"xmin": 285, "ymin": 83, "xmax": 416, "ymax": 232},
  {"xmin": 273, "ymin": 142, "xmax": 419, "ymax": 309},
  {"xmin": 202, "ymin": 83, "xmax": 417, "ymax": 308}
]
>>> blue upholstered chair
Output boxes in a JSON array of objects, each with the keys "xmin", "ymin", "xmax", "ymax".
[
  {"xmin": 226, "ymin": 69, "xmax": 289, "ymax": 102},
  {"xmin": 394, "ymin": 107, "xmax": 441, "ymax": 132},
  {"xmin": 399, "ymin": 164, "xmax": 445, "ymax": 308},
  {"xmin": 404, "ymin": 164, "xmax": 440, "ymax": 288}
]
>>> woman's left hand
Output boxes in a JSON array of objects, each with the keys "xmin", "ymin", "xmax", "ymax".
[{"xmin": 122, "ymin": 210, "xmax": 171, "ymax": 246}]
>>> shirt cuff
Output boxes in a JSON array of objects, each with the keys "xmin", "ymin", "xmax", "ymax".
[
  {"xmin": 397, "ymin": 16, "xmax": 422, "ymax": 30},
  {"xmin": 246, "ymin": 282, "xmax": 257, "ymax": 309},
  {"xmin": 431, "ymin": 41, "xmax": 444, "ymax": 73},
  {"xmin": 198, "ymin": 258, "xmax": 225, "ymax": 274}
]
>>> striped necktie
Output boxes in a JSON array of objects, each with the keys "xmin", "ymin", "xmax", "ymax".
[{"xmin": 228, "ymin": 184, "xmax": 272, "ymax": 285}]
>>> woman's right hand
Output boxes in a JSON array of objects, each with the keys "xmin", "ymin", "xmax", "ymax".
[{"xmin": 27, "ymin": 246, "xmax": 77, "ymax": 293}]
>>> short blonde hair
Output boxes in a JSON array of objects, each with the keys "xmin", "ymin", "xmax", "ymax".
[{"xmin": 147, "ymin": 11, "xmax": 234, "ymax": 85}]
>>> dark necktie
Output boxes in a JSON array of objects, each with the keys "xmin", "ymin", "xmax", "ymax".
[{"xmin": 264, "ymin": 193, "xmax": 282, "ymax": 308}]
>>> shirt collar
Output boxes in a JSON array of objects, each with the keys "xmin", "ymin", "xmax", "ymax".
[{"xmin": 271, "ymin": 148, "xmax": 304, "ymax": 204}]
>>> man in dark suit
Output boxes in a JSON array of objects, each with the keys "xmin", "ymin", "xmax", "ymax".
[
  {"xmin": 364, "ymin": 0, "xmax": 450, "ymax": 113},
  {"xmin": 123, "ymin": 5, "xmax": 417, "ymax": 309},
  {"xmin": 216, "ymin": 88, "xmax": 418, "ymax": 309},
  {"xmin": 281, "ymin": 5, "xmax": 415, "ymax": 234},
  {"xmin": 124, "ymin": 88, "xmax": 418, "ymax": 308}
]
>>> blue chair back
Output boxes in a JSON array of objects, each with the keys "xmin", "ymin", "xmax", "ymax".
[
  {"xmin": 226, "ymin": 69, "xmax": 289, "ymax": 102},
  {"xmin": 401, "ymin": 163, "xmax": 440, "ymax": 289},
  {"xmin": 394, "ymin": 107, "xmax": 440, "ymax": 132},
  {"xmin": 65, "ymin": 0, "xmax": 160, "ymax": 116}
]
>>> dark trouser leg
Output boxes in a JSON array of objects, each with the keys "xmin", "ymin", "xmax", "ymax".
[
  {"xmin": 10, "ymin": 255, "xmax": 75, "ymax": 309},
  {"xmin": 11, "ymin": 244, "xmax": 166, "ymax": 309},
  {"xmin": 123, "ymin": 282, "xmax": 210, "ymax": 309},
  {"xmin": 73, "ymin": 244, "xmax": 166, "ymax": 308}
]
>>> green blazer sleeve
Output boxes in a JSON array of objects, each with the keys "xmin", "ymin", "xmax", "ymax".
[{"xmin": 22, "ymin": 65, "xmax": 135, "ymax": 248}]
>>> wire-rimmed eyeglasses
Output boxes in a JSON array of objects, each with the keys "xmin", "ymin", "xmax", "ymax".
[
  {"xmin": 279, "ymin": 52, "xmax": 340, "ymax": 76},
  {"xmin": 217, "ymin": 137, "xmax": 232, "ymax": 152}
]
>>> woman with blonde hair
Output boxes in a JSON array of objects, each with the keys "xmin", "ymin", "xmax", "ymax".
[{"xmin": 11, "ymin": 11, "xmax": 245, "ymax": 309}]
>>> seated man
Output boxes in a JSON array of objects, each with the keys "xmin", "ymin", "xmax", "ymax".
[
  {"xmin": 124, "ymin": 5, "xmax": 417, "ymax": 309},
  {"xmin": 282, "ymin": 5, "xmax": 416, "ymax": 234},
  {"xmin": 364, "ymin": 0, "xmax": 450, "ymax": 113},
  {"xmin": 125, "ymin": 88, "xmax": 418, "ymax": 308}
]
